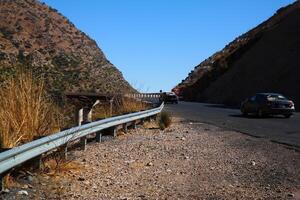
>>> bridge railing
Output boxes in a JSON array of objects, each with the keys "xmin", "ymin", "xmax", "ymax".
[
  {"xmin": 125, "ymin": 93, "xmax": 162, "ymax": 104},
  {"xmin": 0, "ymin": 102, "xmax": 164, "ymax": 190}
]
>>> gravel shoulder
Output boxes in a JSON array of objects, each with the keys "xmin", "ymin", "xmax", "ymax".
[{"xmin": 2, "ymin": 118, "xmax": 300, "ymax": 200}]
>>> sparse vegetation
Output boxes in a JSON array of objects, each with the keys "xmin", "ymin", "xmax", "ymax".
[
  {"xmin": 0, "ymin": 68, "xmax": 62, "ymax": 148},
  {"xmin": 119, "ymin": 97, "xmax": 149, "ymax": 114},
  {"xmin": 158, "ymin": 111, "xmax": 172, "ymax": 130},
  {"xmin": 0, "ymin": 27, "xmax": 15, "ymax": 39},
  {"xmin": 93, "ymin": 97, "xmax": 150, "ymax": 120},
  {"xmin": 0, "ymin": 51, "xmax": 6, "ymax": 60},
  {"xmin": 44, "ymin": 158, "xmax": 83, "ymax": 174}
]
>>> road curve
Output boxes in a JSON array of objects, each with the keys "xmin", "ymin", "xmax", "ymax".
[{"xmin": 165, "ymin": 101, "xmax": 300, "ymax": 148}]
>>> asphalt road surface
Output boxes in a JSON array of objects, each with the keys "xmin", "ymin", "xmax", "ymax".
[{"xmin": 165, "ymin": 101, "xmax": 300, "ymax": 148}]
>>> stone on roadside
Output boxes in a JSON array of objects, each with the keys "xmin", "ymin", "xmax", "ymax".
[
  {"xmin": 22, "ymin": 184, "xmax": 29, "ymax": 189},
  {"xmin": 2, "ymin": 189, "xmax": 10, "ymax": 193},
  {"xmin": 27, "ymin": 175, "xmax": 34, "ymax": 182},
  {"xmin": 17, "ymin": 190, "xmax": 28, "ymax": 196},
  {"xmin": 146, "ymin": 162, "xmax": 153, "ymax": 166},
  {"xmin": 287, "ymin": 193, "xmax": 294, "ymax": 197},
  {"xmin": 83, "ymin": 180, "xmax": 90, "ymax": 185}
]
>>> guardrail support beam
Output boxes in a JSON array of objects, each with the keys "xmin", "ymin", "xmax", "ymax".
[
  {"xmin": 32, "ymin": 155, "xmax": 42, "ymax": 170},
  {"xmin": 0, "ymin": 174, "xmax": 4, "ymax": 192},
  {"xmin": 96, "ymin": 132, "xmax": 102, "ymax": 142},
  {"xmin": 132, "ymin": 120, "xmax": 137, "ymax": 129},
  {"xmin": 102, "ymin": 126, "xmax": 117, "ymax": 137},
  {"xmin": 123, "ymin": 123, "xmax": 128, "ymax": 133},
  {"xmin": 146, "ymin": 117, "xmax": 151, "ymax": 122},
  {"xmin": 80, "ymin": 137, "xmax": 87, "ymax": 151},
  {"xmin": 63, "ymin": 144, "xmax": 68, "ymax": 160},
  {"xmin": 111, "ymin": 127, "xmax": 117, "ymax": 137}
]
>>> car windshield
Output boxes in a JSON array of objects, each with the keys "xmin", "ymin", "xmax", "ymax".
[
  {"xmin": 166, "ymin": 92, "xmax": 176, "ymax": 96},
  {"xmin": 266, "ymin": 94, "xmax": 287, "ymax": 101}
]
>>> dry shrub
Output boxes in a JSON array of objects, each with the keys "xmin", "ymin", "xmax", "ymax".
[
  {"xmin": 158, "ymin": 111, "xmax": 172, "ymax": 130},
  {"xmin": 120, "ymin": 97, "xmax": 150, "ymax": 114},
  {"xmin": 93, "ymin": 96, "xmax": 150, "ymax": 120},
  {"xmin": 93, "ymin": 102, "xmax": 112, "ymax": 119},
  {"xmin": 43, "ymin": 158, "xmax": 83, "ymax": 175},
  {"xmin": 3, "ymin": 174, "xmax": 14, "ymax": 188},
  {"xmin": 0, "ymin": 69, "xmax": 62, "ymax": 148}
]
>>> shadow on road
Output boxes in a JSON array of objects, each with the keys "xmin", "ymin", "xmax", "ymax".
[
  {"xmin": 204, "ymin": 104, "xmax": 239, "ymax": 109},
  {"xmin": 229, "ymin": 114, "xmax": 287, "ymax": 119}
]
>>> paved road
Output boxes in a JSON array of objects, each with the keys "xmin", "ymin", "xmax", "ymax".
[{"xmin": 165, "ymin": 101, "xmax": 300, "ymax": 148}]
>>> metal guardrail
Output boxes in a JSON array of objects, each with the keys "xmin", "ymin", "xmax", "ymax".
[{"xmin": 0, "ymin": 103, "xmax": 164, "ymax": 177}]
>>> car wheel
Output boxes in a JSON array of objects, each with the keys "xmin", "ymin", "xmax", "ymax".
[
  {"xmin": 241, "ymin": 107, "xmax": 248, "ymax": 116},
  {"xmin": 257, "ymin": 109, "xmax": 264, "ymax": 118},
  {"xmin": 284, "ymin": 114, "xmax": 292, "ymax": 118}
]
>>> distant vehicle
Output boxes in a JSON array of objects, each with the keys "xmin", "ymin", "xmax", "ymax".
[
  {"xmin": 241, "ymin": 93, "xmax": 295, "ymax": 118},
  {"xmin": 160, "ymin": 92, "xmax": 179, "ymax": 104}
]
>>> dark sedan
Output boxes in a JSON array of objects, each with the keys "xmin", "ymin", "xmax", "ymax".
[
  {"xmin": 160, "ymin": 92, "xmax": 179, "ymax": 104},
  {"xmin": 241, "ymin": 93, "xmax": 295, "ymax": 118}
]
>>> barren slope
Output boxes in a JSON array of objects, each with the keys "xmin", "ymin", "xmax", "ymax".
[
  {"xmin": 0, "ymin": 0, "xmax": 134, "ymax": 96},
  {"xmin": 174, "ymin": 2, "xmax": 300, "ymax": 107}
]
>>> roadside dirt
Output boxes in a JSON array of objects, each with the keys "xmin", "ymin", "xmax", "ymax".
[{"xmin": 1, "ymin": 118, "xmax": 300, "ymax": 200}]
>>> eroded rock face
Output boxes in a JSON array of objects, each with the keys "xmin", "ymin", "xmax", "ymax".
[
  {"xmin": 174, "ymin": 1, "xmax": 300, "ymax": 108},
  {"xmin": 0, "ymin": 0, "xmax": 134, "ymax": 95}
]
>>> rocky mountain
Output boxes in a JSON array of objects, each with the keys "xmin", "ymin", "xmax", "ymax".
[
  {"xmin": 0, "ymin": 0, "xmax": 134, "ymax": 97},
  {"xmin": 174, "ymin": 1, "xmax": 300, "ymax": 108}
]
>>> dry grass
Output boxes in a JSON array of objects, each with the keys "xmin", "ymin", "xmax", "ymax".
[
  {"xmin": 93, "ymin": 96, "xmax": 150, "ymax": 120},
  {"xmin": 120, "ymin": 97, "xmax": 150, "ymax": 114},
  {"xmin": 43, "ymin": 158, "xmax": 83, "ymax": 175},
  {"xmin": 0, "ymin": 69, "xmax": 62, "ymax": 148},
  {"xmin": 93, "ymin": 102, "xmax": 112, "ymax": 119}
]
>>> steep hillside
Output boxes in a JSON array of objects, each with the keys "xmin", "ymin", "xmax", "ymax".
[
  {"xmin": 0, "ymin": 0, "xmax": 134, "ymax": 97},
  {"xmin": 174, "ymin": 1, "xmax": 300, "ymax": 107}
]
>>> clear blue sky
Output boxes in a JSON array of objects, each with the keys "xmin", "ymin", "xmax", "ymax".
[{"xmin": 42, "ymin": 0, "xmax": 294, "ymax": 92}]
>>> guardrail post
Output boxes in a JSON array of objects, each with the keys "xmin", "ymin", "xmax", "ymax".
[
  {"xmin": 0, "ymin": 174, "xmax": 4, "ymax": 192},
  {"xmin": 32, "ymin": 155, "xmax": 42, "ymax": 170},
  {"xmin": 145, "ymin": 117, "xmax": 151, "ymax": 122},
  {"xmin": 140, "ymin": 118, "xmax": 145, "ymax": 125},
  {"xmin": 111, "ymin": 127, "xmax": 117, "ymax": 137},
  {"xmin": 96, "ymin": 131, "xmax": 102, "ymax": 142},
  {"xmin": 150, "ymin": 115, "xmax": 154, "ymax": 121},
  {"xmin": 80, "ymin": 137, "xmax": 87, "ymax": 151},
  {"xmin": 63, "ymin": 144, "xmax": 68, "ymax": 160},
  {"xmin": 132, "ymin": 120, "xmax": 137, "ymax": 129},
  {"xmin": 123, "ymin": 123, "xmax": 128, "ymax": 133}
]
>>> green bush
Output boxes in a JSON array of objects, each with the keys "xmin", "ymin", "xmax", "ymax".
[{"xmin": 158, "ymin": 111, "xmax": 172, "ymax": 130}]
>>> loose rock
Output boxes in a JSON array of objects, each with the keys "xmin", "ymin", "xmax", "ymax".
[{"xmin": 17, "ymin": 190, "xmax": 28, "ymax": 196}]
